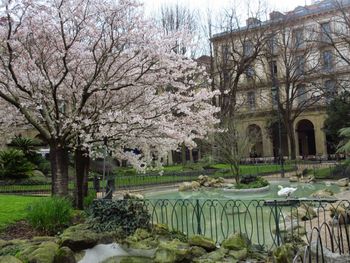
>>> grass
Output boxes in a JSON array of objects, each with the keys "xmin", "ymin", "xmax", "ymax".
[{"xmin": 0, "ymin": 195, "xmax": 45, "ymax": 229}]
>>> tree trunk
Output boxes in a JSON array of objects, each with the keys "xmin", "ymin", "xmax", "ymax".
[
  {"xmin": 181, "ymin": 143, "xmax": 187, "ymax": 165},
  {"xmin": 75, "ymin": 147, "xmax": 90, "ymax": 209},
  {"xmin": 287, "ymin": 121, "xmax": 297, "ymax": 160},
  {"xmin": 50, "ymin": 144, "xmax": 69, "ymax": 196}
]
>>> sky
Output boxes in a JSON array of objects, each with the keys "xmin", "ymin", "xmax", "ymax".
[{"xmin": 142, "ymin": 0, "xmax": 313, "ymax": 16}]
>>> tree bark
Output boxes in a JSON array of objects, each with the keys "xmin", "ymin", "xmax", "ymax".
[
  {"xmin": 75, "ymin": 147, "xmax": 90, "ymax": 209},
  {"xmin": 287, "ymin": 121, "xmax": 297, "ymax": 160},
  {"xmin": 181, "ymin": 143, "xmax": 187, "ymax": 165},
  {"xmin": 50, "ymin": 144, "xmax": 69, "ymax": 196}
]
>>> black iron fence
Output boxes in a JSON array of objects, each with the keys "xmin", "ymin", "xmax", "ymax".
[{"xmin": 120, "ymin": 198, "xmax": 350, "ymax": 254}]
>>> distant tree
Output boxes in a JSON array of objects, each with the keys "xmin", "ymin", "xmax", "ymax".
[{"xmin": 324, "ymin": 91, "xmax": 350, "ymax": 153}]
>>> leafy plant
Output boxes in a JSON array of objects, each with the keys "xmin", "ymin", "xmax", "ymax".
[
  {"xmin": 27, "ymin": 197, "xmax": 73, "ymax": 234},
  {"xmin": 87, "ymin": 199, "xmax": 150, "ymax": 235},
  {"xmin": 236, "ymin": 176, "xmax": 269, "ymax": 189},
  {"xmin": 83, "ymin": 190, "xmax": 97, "ymax": 209},
  {"xmin": 0, "ymin": 149, "xmax": 35, "ymax": 179}
]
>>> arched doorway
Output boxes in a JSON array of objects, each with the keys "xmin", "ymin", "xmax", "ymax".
[
  {"xmin": 296, "ymin": 119, "xmax": 316, "ymax": 157},
  {"xmin": 270, "ymin": 122, "xmax": 289, "ymax": 158},
  {"xmin": 247, "ymin": 124, "xmax": 263, "ymax": 157}
]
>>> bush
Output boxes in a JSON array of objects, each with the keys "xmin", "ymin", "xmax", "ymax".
[
  {"xmin": 27, "ymin": 197, "xmax": 73, "ymax": 234},
  {"xmin": 236, "ymin": 176, "xmax": 269, "ymax": 189},
  {"xmin": 0, "ymin": 149, "xmax": 35, "ymax": 179},
  {"xmin": 83, "ymin": 190, "xmax": 96, "ymax": 209},
  {"xmin": 87, "ymin": 199, "xmax": 150, "ymax": 235}
]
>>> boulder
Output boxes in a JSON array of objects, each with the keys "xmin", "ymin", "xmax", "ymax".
[
  {"xmin": 228, "ymin": 248, "xmax": 248, "ymax": 260},
  {"xmin": 289, "ymin": 176, "xmax": 298, "ymax": 182},
  {"xmin": 54, "ymin": 247, "xmax": 76, "ymax": 263},
  {"xmin": 194, "ymin": 247, "xmax": 228, "ymax": 263},
  {"xmin": 154, "ymin": 239, "xmax": 190, "ymax": 263},
  {"xmin": 221, "ymin": 233, "xmax": 250, "ymax": 251},
  {"xmin": 197, "ymin": 175, "xmax": 210, "ymax": 186},
  {"xmin": 123, "ymin": 192, "xmax": 144, "ymax": 200},
  {"xmin": 123, "ymin": 228, "xmax": 158, "ymax": 251},
  {"xmin": 307, "ymin": 176, "xmax": 316, "ymax": 183},
  {"xmin": 59, "ymin": 224, "xmax": 100, "ymax": 252},
  {"xmin": 292, "ymin": 204, "xmax": 317, "ymax": 221},
  {"xmin": 24, "ymin": 241, "xmax": 59, "ymax": 263},
  {"xmin": 311, "ymin": 189, "xmax": 334, "ymax": 199},
  {"xmin": 179, "ymin": 182, "xmax": 194, "ymax": 191},
  {"xmin": 336, "ymin": 178, "xmax": 349, "ymax": 187},
  {"xmin": 188, "ymin": 246, "xmax": 207, "ymax": 258},
  {"xmin": 118, "ymin": 257, "xmax": 154, "ymax": 263},
  {"xmin": 0, "ymin": 256, "xmax": 23, "ymax": 263},
  {"xmin": 188, "ymin": 235, "xmax": 216, "ymax": 251},
  {"xmin": 191, "ymin": 181, "xmax": 201, "ymax": 190}
]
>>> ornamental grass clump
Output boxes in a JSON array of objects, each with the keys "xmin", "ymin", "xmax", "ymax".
[{"xmin": 27, "ymin": 197, "xmax": 73, "ymax": 234}]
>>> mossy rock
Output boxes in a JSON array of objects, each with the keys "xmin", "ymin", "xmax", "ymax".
[
  {"xmin": 59, "ymin": 224, "xmax": 100, "ymax": 252},
  {"xmin": 54, "ymin": 246, "xmax": 76, "ymax": 263},
  {"xmin": 273, "ymin": 243, "xmax": 294, "ymax": 263},
  {"xmin": 228, "ymin": 248, "xmax": 248, "ymax": 260},
  {"xmin": 194, "ymin": 247, "xmax": 228, "ymax": 263},
  {"xmin": 221, "ymin": 233, "xmax": 250, "ymax": 251},
  {"xmin": 154, "ymin": 239, "xmax": 190, "ymax": 263},
  {"xmin": 188, "ymin": 235, "xmax": 216, "ymax": 251},
  {"xmin": 117, "ymin": 257, "xmax": 154, "ymax": 263},
  {"xmin": 310, "ymin": 189, "xmax": 334, "ymax": 199},
  {"xmin": 133, "ymin": 228, "xmax": 152, "ymax": 240},
  {"xmin": 292, "ymin": 205, "xmax": 317, "ymax": 221},
  {"xmin": 0, "ymin": 255, "xmax": 23, "ymax": 263},
  {"xmin": 152, "ymin": 224, "xmax": 170, "ymax": 236},
  {"xmin": 19, "ymin": 241, "xmax": 59, "ymax": 263}
]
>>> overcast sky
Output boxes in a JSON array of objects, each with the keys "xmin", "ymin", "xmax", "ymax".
[{"xmin": 142, "ymin": 0, "xmax": 313, "ymax": 16}]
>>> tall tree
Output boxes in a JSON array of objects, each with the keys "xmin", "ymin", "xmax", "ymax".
[{"xmin": 0, "ymin": 0, "xmax": 218, "ymax": 199}]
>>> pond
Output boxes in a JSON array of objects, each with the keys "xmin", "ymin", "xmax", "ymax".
[
  {"xmin": 145, "ymin": 180, "xmax": 340, "ymax": 200},
  {"xmin": 140, "ymin": 180, "xmax": 340, "ymax": 249}
]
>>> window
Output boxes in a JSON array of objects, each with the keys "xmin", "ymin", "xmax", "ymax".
[
  {"xmin": 296, "ymin": 56, "xmax": 305, "ymax": 76},
  {"xmin": 245, "ymin": 65, "xmax": 255, "ymax": 79},
  {"xmin": 222, "ymin": 44, "xmax": 229, "ymax": 65},
  {"xmin": 243, "ymin": 41, "xmax": 253, "ymax": 57},
  {"xmin": 293, "ymin": 28, "xmax": 304, "ymax": 48},
  {"xmin": 270, "ymin": 60, "xmax": 278, "ymax": 76},
  {"xmin": 247, "ymin": 91, "xmax": 256, "ymax": 110},
  {"xmin": 324, "ymin": 79, "xmax": 336, "ymax": 103},
  {"xmin": 268, "ymin": 34, "xmax": 278, "ymax": 54},
  {"xmin": 297, "ymin": 84, "xmax": 307, "ymax": 106},
  {"xmin": 322, "ymin": 50, "xmax": 333, "ymax": 71},
  {"xmin": 321, "ymin": 22, "xmax": 331, "ymax": 43}
]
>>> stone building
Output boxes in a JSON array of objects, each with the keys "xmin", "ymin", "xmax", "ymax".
[{"xmin": 210, "ymin": 0, "xmax": 350, "ymax": 160}]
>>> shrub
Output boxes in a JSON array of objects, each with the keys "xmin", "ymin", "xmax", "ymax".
[
  {"xmin": 83, "ymin": 190, "xmax": 97, "ymax": 209},
  {"xmin": 236, "ymin": 176, "xmax": 269, "ymax": 189},
  {"xmin": 0, "ymin": 149, "xmax": 35, "ymax": 179},
  {"xmin": 27, "ymin": 197, "xmax": 73, "ymax": 234},
  {"xmin": 87, "ymin": 199, "xmax": 150, "ymax": 235}
]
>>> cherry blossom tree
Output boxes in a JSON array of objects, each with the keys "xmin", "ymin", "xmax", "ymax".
[{"xmin": 0, "ymin": 0, "xmax": 218, "ymax": 199}]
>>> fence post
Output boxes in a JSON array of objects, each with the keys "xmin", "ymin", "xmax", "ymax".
[
  {"xmin": 195, "ymin": 199, "xmax": 202, "ymax": 235},
  {"xmin": 274, "ymin": 200, "xmax": 281, "ymax": 246}
]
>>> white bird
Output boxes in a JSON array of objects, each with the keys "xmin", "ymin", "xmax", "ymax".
[{"xmin": 277, "ymin": 185, "xmax": 297, "ymax": 198}]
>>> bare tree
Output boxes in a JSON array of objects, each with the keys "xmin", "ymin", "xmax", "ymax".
[{"xmin": 262, "ymin": 17, "xmax": 322, "ymax": 160}]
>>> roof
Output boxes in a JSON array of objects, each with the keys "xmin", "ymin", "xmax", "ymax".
[{"xmin": 211, "ymin": 0, "xmax": 350, "ymax": 41}]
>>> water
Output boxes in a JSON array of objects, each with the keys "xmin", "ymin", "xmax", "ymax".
[
  {"xmin": 142, "ymin": 180, "xmax": 340, "ymax": 248},
  {"xmin": 145, "ymin": 180, "xmax": 340, "ymax": 200}
]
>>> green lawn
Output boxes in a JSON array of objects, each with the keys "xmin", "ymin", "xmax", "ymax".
[{"xmin": 0, "ymin": 195, "xmax": 44, "ymax": 229}]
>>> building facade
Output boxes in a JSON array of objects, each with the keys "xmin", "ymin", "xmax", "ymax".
[{"xmin": 211, "ymin": 0, "xmax": 350, "ymax": 160}]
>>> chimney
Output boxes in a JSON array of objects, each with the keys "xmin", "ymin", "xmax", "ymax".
[
  {"xmin": 246, "ymin": 17, "xmax": 261, "ymax": 26},
  {"xmin": 269, "ymin": 11, "xmax": 285, "ymax": 20}
]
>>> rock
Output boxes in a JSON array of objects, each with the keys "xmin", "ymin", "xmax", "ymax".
[
  {"xmin": 292, "ymin": 204, "xmax": 317, "ymax": 221},
  {"xmin": 307, "ymin": 175, "xmax": 316, "ymax": 183},
  {"xmin": 118, "ymin": 257, "xmax": 154, "ymax": 263},
  {"xmin": 194, "ymin": 247, "xmax": 228, "ymax": 263},
  {"xmin": 221, "ymin": 233, "xmax": 250, "ymax": 251},
  {"xmin": 217, "ymin": 177, "xmax": 225, "ymax": 183},
  {"xmin": 228, "ymin": 248, "xmax": 248, "ymax": 260},
  {"xmin": 289, "ymin": 176, "xmax": 298, "ymax": 182},
  {"xmin": 154, "ymin": 239, "xmax": 190, "ymax": 263},
  {"xmin": 198, "ymin": 175, "xmax": 210, "ymax": 185},
  {"xmin": 0, "ymin": 256, "xmax": 23, "ymax": 263},
  {"xmin": 188, "ymin": 246, "xmax": 207, "ymax": 258},
  {"xmin": 25, "ymin": 241, "xmax": 59, "ymax": 263},
  {"xmin": 178, "ymin": 182, "xmax": 194, "ymax": 191},
  {"xmin": 123, "ymin": 192, "xmax": 144, "ymax": 200},
  {"xmin": 188, "ymin": 235, "xmax": 216, "ymax": 251},
  {"xmin": 152, "ymin": 224, "xmax": 169, "ymax": 236},
  {"xmin": 60, "ymin": 224, "xmax": 100, "ymax": 252},
  {"xmin": 54, "ymin": 247, "xmax": 76, "ymax": 263},
  {"xmin": 191, "ymin": 181, "xmax": 201, "ymax": 190},
  {"xmin": 273, "ymin": 243, "xmax": 294, "ymax": 263},
  {"xmin": 336, "ymin": 178, "xmax": 349, "ymax": 187},
  {"xmin": 311, "ymin": 189, "xmax": 334, "ymax": 199}
]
